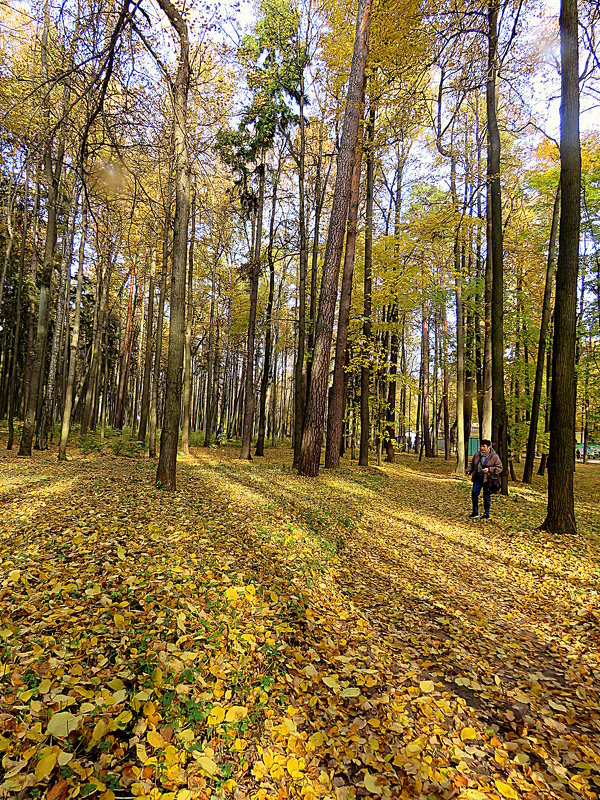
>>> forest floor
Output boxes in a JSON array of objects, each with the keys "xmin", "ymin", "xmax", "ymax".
[{"xmin": 1, "ymin": 434, "xmax": 599, "ymax": 800}]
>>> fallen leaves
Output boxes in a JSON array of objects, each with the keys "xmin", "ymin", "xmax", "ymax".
[
  {"xmin": 1, "ymin": 441, "xmax": 599, "ymax": 800},
  {"xmin": 46, "ymin": 711, "xmax": 80, "ymax": 738}
]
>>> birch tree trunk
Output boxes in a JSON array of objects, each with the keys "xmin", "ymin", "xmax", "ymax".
[{"xmin": 58, "ymin": 203, "xmax": 87, "ymax": 460}]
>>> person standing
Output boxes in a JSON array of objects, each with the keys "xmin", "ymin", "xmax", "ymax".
[{"xmin": 466, "ymin": 439, "xmax": 503, "ymax": 520}]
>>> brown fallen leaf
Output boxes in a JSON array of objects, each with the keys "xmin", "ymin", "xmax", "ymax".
[{"xmin": 46, "ymin": 779, "xmax": 68, "ymax": 800}]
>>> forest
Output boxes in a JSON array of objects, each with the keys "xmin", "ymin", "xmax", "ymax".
[{"xmin": 0, "ymin": 0, "xmax": 599, "ymax": 798}]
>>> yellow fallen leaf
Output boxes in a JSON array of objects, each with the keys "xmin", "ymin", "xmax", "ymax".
[
  {"xmin": 461, "ymin": 727, "xmax": 477, "ymax": 742},
  {"xmin": 225, "ymin": 588, "xmax": 239, "ymax": 602},
  {"xmin": 147, "ymin": 730, "xmax": 165, "ymax": 749},
  {"xmin": 136, "ymin": 744, "xmax": 148, "ymax": 763},
  {"xmin": 47, "ymin": 712, "xmax": 79, "ymax": 738},
  {"xmin": 92, "ymin": 720, "xmax": 110, "ymax": 741},
  {"xmin": 117, "ymin": 546, "xmax": 126, "ymax": 560},
  {"xmin": 164, "ymin": 744, "xmax": 179, "ymax": 765},
  {"xmin": 495, "ymin": 780, "xmax": 518, "ymax": 799},
  {"xmin": 152, "ymin": 667, "xmax": 163, "ymax": 687},
  {"xmin": 514, "ymin": 751, "xmax": 530, "ymax": 765},
  {"xmin": 308, "ymin": 731, "xmax": 326, "ymax": 748},
  {"xmin": 115, "ymin": 710, "xmax": 132, "ymax": 726},
  {"xmin": 208, "ymin": 705, "xmax": 225, "ymax": 725},
  {"xmin": 420, "ymin": 680, "xmax": 435, "ymax": 694},
  {"xmin": 38, "ymin": 678, "xmax": 52, "ymax": 695},
  {"xmin": 340, "ymin": 687, "xmax": 361, "ymax": 698},
  {"xmin": 364, "ymin": 772, "xmax": 384, "ymax": 794},
  {"xmin": 459, "ymin": 791, "xmax": 488, "ymax": 800},
  {"xmin": 548, "ymin": 699, "xmax": 568, "ymax": 713},
  {"xmin": 8, "ymin": 569, "xmax": 21, "ymax": 583},
  {"xmin": 225, "ymin": 705, "xmax": 248, "ymax": 723},
  {"xmin": 287, "ymin": 756, "xmax": 299, "ymax": 775},
  {"xmin": 35, "ymin": 750, "xmax": 58, "ymax": 781},
  {"xmin": 193, "ymin": 753, "xmax": 219, "ymax": 776},
  {"xmin": 58, "ymin": 750, "xmax": 73, "ymax": 766},
  {"xmin": 113, "ymin": 613, "xmax": 125, "ymax": 630}
]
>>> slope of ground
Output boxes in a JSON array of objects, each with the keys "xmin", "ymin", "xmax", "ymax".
[{"xmin": 1, "ymin": 438, "xmax": 599, "ymax": 800}]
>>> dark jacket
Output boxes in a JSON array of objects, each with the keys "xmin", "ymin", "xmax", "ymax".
[{"xmin": 467, "ymin": 447, "xmax": 502, "ymax": 483}]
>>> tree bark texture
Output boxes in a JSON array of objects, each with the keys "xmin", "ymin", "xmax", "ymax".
[
  {"xmin": 325, "ymin": 90, "xmax": 366, "ymax": 469},
  {"xmin": 488, "ymin": 0, "xmax": 508, "ymax": 493},
  {"xmin": 542, "ymin": 0, "xmax": 580, "ymax": 534},
  {"xmin": 256, "ymin": 164, "xmax": 279, "ymax": 456},
  {"xmin": 240, "ymin": 161, "xmax": 265, "ymax": 460},
  {"xmin": 58, "ymin": 202, "xmax": 87, "ymax": 460},
  {"xmin": 359, "ymin": 103, "xmax": 375, "ymax": 467},
  {"xmin": 523, "ymin": 180, "xmax": 560, "ymax": 483},
  {"xmin": 156, "ymin": 1, "xmax": 190, "ymax": 490},
  {"xmin": 299, "ymin": 0, "xmax": 371, "ymax": 476},
  {"xmin": 182, "ymin": 193, "xmax": 195, "ymax": 455}
]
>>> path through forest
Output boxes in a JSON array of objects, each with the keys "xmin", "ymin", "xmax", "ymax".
[{"xmin": 1, "ymin": 440, "xmax": 599, "ymax": 800}]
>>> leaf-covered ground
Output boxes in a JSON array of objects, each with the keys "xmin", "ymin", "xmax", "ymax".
[{"xmin": 1, "ymin": 437, "xmax": 599, "ymax": 800}]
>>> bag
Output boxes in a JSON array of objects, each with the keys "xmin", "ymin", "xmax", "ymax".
[{"xmin": 488, "ymin": 473, "xmax": 501, "ymax": 494}]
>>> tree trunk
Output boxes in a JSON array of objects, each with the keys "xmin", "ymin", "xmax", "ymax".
[
  {"xmin": 138, "ymin": 234, "xmax": 157, "ymax": 443},
  {"xmin": 156, "ymin": 0, "xmax": 190, "ymax": 490},
  {"xmin": 293, "ymin": 75, "xmax": 309, "ymax": 467},
  {"xmin": 58, "ymin": 202, "xmax": 87, "ymax": 460},
  {"xmin": 523, "ymin": 180, "xmax": 560, "ymax": 483},
  {"xmin": 359, "ymin": 102, "xmax": 375, "ymax": 467},
  {"xmin": 21, "ymin": 162, "xmax": 41, "ymax": 420},
  {"xmin": 455, "ymin": 252, "xmax": 466, "ymax": 474},
  {"xmin": 114, "ymin": 271, "xmax": 136, "ymax": 430},
  {"xmin": 240, "ymin": 161, "xmax": 265, "ymax": 460},
  {"xmin": 298, "ymin": 0, "xmax": 371, "ymax": 476},
  {"xmin": 149, "ymin": 178, "xmax": 172, "ymax": 458},
  {"xmin": 541, "ymin": 0, "xmax": 579, "ymax": 534},
  {"xmin": 442, "ymin": 296, "xmax": 450, "ymax": 460},
  {"xmin": 325, "ymin": 86, "xmax": 366, "ymax": 469},
  {"xmin": 256, "ymin": 163, "xmax": 279, "ymax": 456},
  {"xmin": 18, "ymin": 148, "xmax": 61, "ymax": 455},
  {"xmin": 421, "ymin": 296, "xmax": 433, "ymax": 458},
  {"xmin": 7, "ymin": 160, "xmax": 29, "ymax": 451},
  {"xmin": 182, "ymin": 193, "xmax": 195, "ymax": 455},
  {"xmin": 488, "ymin": 0, "xmax": 508, "ymax": 493},
  {"xmin": 482, "ymin": 183, "xmax": 493, "ymax": 440}
]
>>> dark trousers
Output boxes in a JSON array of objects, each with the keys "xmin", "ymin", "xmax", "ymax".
[{"xmin": 472, "ymin": 475, "xmax": 491, "ymax": 515}]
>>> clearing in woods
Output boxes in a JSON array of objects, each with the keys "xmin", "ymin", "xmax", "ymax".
[{"xmin": 1, "ymin": 440, "xmax": 599, "ymax": 800}]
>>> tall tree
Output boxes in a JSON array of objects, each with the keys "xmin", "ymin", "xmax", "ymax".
[
  {"xmin": 156, "ymin": 0, "xmax": 190, "ymax": 491},
  {"xmin": 256, "ymin": 159, "xmax": 280, "ymax": 456},
  {"xmin": 541, "ymin": 0, "xmax": 580, "ymax": 534},
  {"xmin": 325, "ymin": 91, "xmax": 366, "ymax": 469},
  {"xmin": 182, "ymin": 192, "xmax": 195, "ymax": 455},
  {"xmin": 298, "ymin": 0, "xmax": 372, "ymax": 477},
  {"xmin": 359, "ymin": 102, "xmax": 375, "ymax": 467},
  {"xmin": 18, "ymin": 0, "xmax": 68, "ymax": 456},
  {"xmin": 522, "ymin": 179, "xmax": 560, "ymax": 483},
  {"xmin": 487, "ymin": 0, "xmax": 508, "ymax": 493}
]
